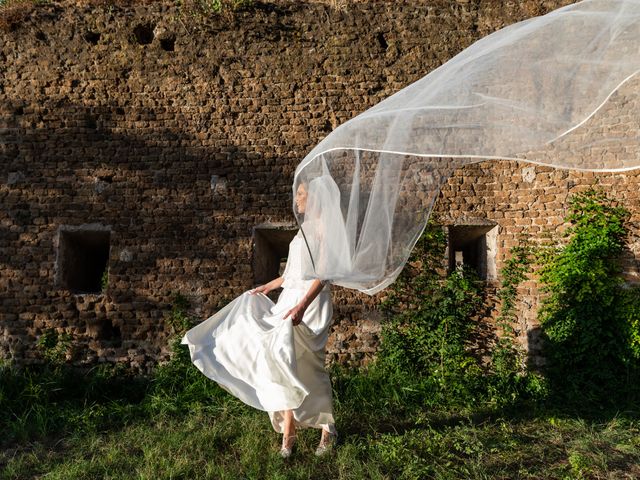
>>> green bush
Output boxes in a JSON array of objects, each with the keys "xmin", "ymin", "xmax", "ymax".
[
  {"xmin": 36, "ymin": 328, "xmax": 72, "ymax": 366},
  {"xmin": 377, "ymin": 221, "xmax": 521, "ymax": 409},
  {"xmin": 536, "ymin": 187, "xmax": 640, "ymax": 402},
  {"xmin": 381, "ymin": 267, "xmax": 485, "ymax": 403},
  {"xmin": 375, "ymin": 219, "xmax": 550, "ymax": 411}
]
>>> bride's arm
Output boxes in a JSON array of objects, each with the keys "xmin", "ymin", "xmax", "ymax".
[
  {"xmin": 283, "ymin": 279, "xmax": 326, "ymax": 326},
  {"xmin": 250, "ymin": 276, "xmax": 284, "ymax": 295}
]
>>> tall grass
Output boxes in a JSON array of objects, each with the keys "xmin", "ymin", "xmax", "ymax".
[
  {"xmin": 2, "ymin": 387, "xmax": 639, "ymax": 479},
  {"xmin": 3, "ymin": 328, "xmax": 640, "ymax": 479}
]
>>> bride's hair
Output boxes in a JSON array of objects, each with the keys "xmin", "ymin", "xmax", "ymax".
[{"xmin": 297, "ymin": 178, "xmax": 309, "ymax": 191}]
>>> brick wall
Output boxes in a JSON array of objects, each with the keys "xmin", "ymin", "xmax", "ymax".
[{"xmin": 3, "ymin": 0, "xmax": 637, "ymax": 371}]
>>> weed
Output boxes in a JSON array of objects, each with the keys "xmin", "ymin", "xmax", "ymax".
[
  {"xmin": 36, "ymin": 329, "xmax": 72, "ymax": 366},
  {"xmin": 100, "ymin": 269, "xmax": 108, "ymax": 292}
]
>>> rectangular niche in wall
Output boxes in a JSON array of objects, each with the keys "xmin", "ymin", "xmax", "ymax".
[
  {"xmin": 447, "ymin": 220, "xmax": 498, "ymax": 281},
  {"xmin": 56, "ymin": 225, "xmax": 111, "ymax": 294},
  {"xmin": 253, "ymin": 224, "xmax": 298, "ymax": 285}
]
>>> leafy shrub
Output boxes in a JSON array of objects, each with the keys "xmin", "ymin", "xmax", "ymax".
[
  {"xmin": 376, "ymin": 221, "xmax": 491, "ymax": 408},
  {"xmin": 376, "ymin": 218, "xmax": 550, "ymax": 410},
  {"xmin": 36, "ymin": 328, "xmax": 72, "ymax": 366},
  {"xmin": 384, "ymin": 268, "xmax": 486, "ymax": 404},
  {"xmin": 488, "ymin": 242, "xmax": 549, "ymax": 406},
  {"xmin": 536, "ymin": 188, "xmax": 640, "ymax": 402}
]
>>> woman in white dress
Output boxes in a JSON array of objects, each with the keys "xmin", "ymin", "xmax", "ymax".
[{"xmin": 182, "ymin": 180, "xmax": 338, "ymax": 458}]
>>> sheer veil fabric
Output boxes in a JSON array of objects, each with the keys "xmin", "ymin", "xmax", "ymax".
[{"xmin": 293, "ymin": 0, "xmax": 640, "ymax": 295}]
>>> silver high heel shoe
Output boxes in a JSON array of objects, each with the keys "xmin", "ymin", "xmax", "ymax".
[
  {"xmin": 315, "ymin": 430, "xmax": 338, "ymax": 456},
  {"xmin": 279, "ymin": 434, "xmax": 297, "ymax": 458}
]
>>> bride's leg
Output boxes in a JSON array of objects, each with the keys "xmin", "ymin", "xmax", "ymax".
[
  {"xmin": 316, "ymin": 423, "xmax": 338, "ymax": 456},
  {"xmin": 283, "ymin": 410, "xmax": 296, "ymax": 438},
  {"xmin": 320, "ymin": 423, "xmax": 337, "ymax": 443},
  {"xmin": 280, "ymin": 409, "xmax": 297, "ymax": 456}
]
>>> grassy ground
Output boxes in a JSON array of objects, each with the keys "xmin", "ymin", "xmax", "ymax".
[{"xmin": 2, "ymin": 366, "xmax": 640, "ymax": 480}]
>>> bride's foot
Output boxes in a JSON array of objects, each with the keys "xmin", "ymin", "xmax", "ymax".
[
  {"xmin": 315, "ymin": 428, "xmax": 338, "ymax": 457},
  {"xmin": 279, "ymin": 434, "xmax": 297, "ymax": 458}
]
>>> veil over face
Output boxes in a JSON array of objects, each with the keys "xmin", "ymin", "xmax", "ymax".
[
  {"xmin": 296, "ymin": 171, "xmax": 354, "ymax": 287},
  {"xmin": 294, "ymin": 0, "xmax": 640, "ymax": 295}
]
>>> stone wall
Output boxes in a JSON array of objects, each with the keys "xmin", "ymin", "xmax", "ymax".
[{"xmin": 3, "ymin": 0, "xmax": 637, "ymax": 371}]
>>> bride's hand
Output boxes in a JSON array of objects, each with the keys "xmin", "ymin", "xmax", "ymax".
[
  {"xmin": 284, "ymin": 303, "xmax": 306, "ymax": 326},
  {"xmin": 250, "ymin": 284, "xmax": 270, "ymax": 295}
]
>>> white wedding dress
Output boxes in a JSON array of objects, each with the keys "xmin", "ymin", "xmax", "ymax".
[{"xmin": 181, "ymin": 230, "xmax": 336, "ymax": 433}]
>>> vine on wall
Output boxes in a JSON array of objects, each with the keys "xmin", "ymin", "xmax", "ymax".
[{"xmin": 535, "ymin": 188, "xmax": 640, "ymax": 402}]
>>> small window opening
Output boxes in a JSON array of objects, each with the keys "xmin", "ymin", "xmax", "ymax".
[
  {"xmin": 87, "ymin": 318, "xmax": 122, "ymax": 348},
  {"xmin": 58, "ymin": 228, "xmax": 111, "ymax": 294},
  {"xmin": 133, "ymin": 24, "xmax": 154, "ymax": 45},
  {"xmin": 253, "ymin": 226, "xmax": 298, "ymax": 285},
  {"xmin": 160, "ymin": 35, "xmax": 176, "ymax": 51},
  {"xmin": 376, "ymin": 32, "xmax": 388, "ymax": 50},
  {"xmin": 98, "ymin": 320, "xmax": 121, "ymax": 346},
  {"xmin": 84, "ymin": 31, "xmax": 100, "ymax": 45},
  {"xmin": 88, "ymin": 319, "xmax": 122, "ymax": 346},
  {"xmin": 447, "ymin": 222, "xmax": 498, "ymax": 281},
  {"xmin": 84, "ymin": 114, "xmax": 97, "ymax": 129}
]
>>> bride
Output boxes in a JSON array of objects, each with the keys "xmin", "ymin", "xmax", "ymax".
[{"xmin": 182, "ymin": 178, "xmax": 339, "ymax": 458}]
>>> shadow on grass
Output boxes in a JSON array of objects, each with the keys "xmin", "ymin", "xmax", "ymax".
[
  {"xmin": 4, "ymin": 354, "xmax": 640, "ymax": 439},
  {"xmin": 328, "ymin": 361, "xmax": 640, "ymax": 439}
]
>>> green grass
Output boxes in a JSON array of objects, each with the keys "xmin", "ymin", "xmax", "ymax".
[
  {"xmin": 2, "ymin": 363, "xmax": 640, "ymax": 480},
  {"xmin": 2, "ymin": 404, "xmax": 639, "ymax": 479}
]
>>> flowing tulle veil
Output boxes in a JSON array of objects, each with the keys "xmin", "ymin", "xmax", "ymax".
[{"xmin": 293, "ymin": 0, "xmax": 640, "ymax": 295}]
